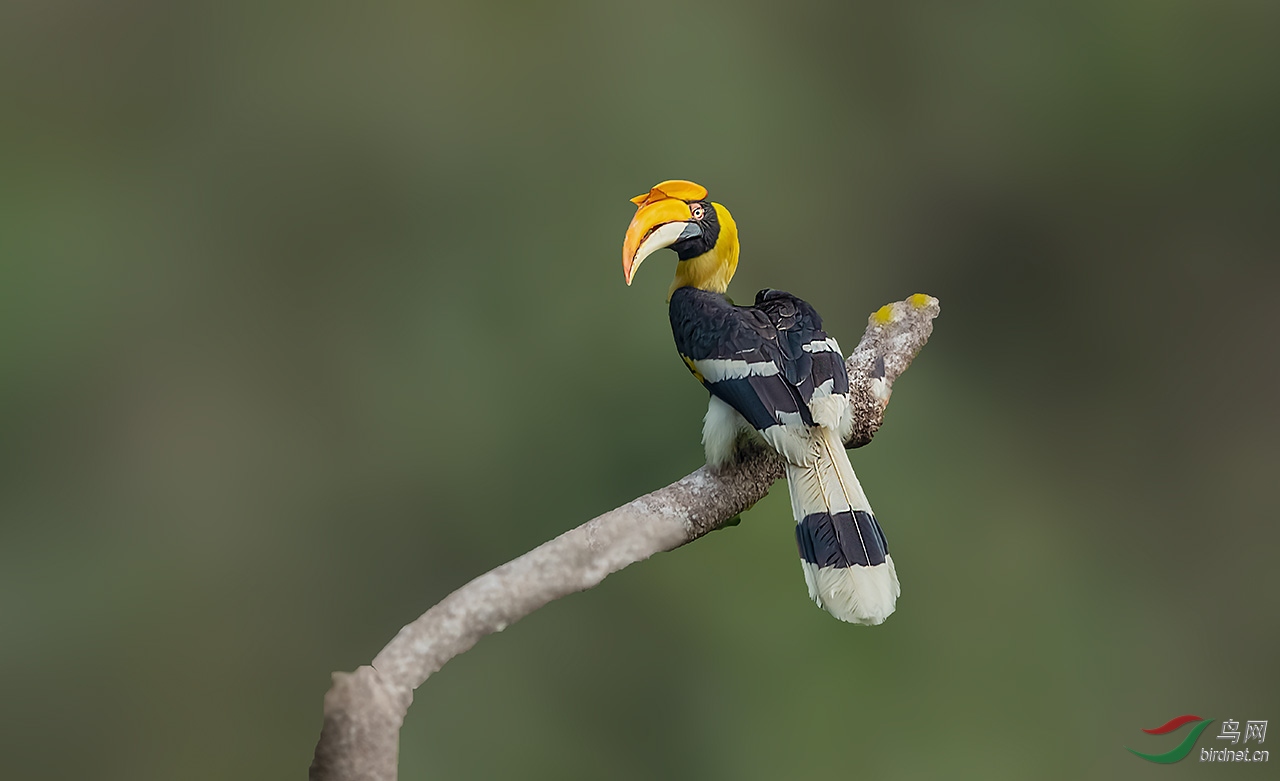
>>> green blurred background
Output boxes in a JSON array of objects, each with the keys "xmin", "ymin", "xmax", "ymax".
[{"xmin": 2, "ymin": 1, "xmax": 1277, "ymax": 779}]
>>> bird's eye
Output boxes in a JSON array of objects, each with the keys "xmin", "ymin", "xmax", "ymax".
[{"xmin": 690, "ymin": 203, "xmax": 706, "ymax": 220}]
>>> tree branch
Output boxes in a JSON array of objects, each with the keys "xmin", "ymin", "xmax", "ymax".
[{"xmin": 310, "ymin": 294, "xmax": 941, "ymax": 781}]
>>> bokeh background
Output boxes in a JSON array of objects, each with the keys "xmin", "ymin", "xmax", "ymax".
[{"xmin": 2, "ymin": 1, "xmax": 1278, "ymax": 779}]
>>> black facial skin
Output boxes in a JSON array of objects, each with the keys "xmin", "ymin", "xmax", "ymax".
[{"xmin": 671, "ymin": 199, "xmax": 721, "ymax": 260}]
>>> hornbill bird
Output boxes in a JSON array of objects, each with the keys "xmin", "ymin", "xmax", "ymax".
[{"xmin": 622, "ymin": 179, "xmax": 899, "ymax": 625}]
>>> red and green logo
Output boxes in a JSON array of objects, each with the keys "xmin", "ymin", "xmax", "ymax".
[{"xmin": 1127, "ymin": 715, "xmax": 1215, "ymax": 763}]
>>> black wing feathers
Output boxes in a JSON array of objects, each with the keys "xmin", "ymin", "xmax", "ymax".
[{"xmin": 669, "ymin": 287, "xmax": 846, "ymax": 433}]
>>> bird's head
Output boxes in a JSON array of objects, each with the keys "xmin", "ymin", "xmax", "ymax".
[{"xmin": 622, "ymin": 179, "xmax": 739, "ymax": 298}]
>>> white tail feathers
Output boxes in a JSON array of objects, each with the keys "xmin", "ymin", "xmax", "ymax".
[{"xmin": 787, "ymin": 427, "xmax": 900, "ymax": 625}]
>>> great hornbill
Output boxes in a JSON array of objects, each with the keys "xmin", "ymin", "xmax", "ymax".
[{"xmin": 622, "ymin": 179, "xmax": 899, "ymax": 625}]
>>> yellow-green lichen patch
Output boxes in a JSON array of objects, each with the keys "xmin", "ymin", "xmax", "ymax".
[
  {"xmin": 873, "ymin": 304, "xmax": 895, "ymax": 324},
  {"xmin": 909, "ymin": 293, "xmax": 931, "ymax": 308}
]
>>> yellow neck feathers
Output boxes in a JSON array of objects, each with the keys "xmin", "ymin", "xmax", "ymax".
[{"xmin": 669, "ymin": 202, "xmax": 739, "ymax": 298}]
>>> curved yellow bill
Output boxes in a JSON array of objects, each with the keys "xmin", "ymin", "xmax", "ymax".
[{"xmin": 622, "ymin": 197, "xmax": 693, "ymax": 285}]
